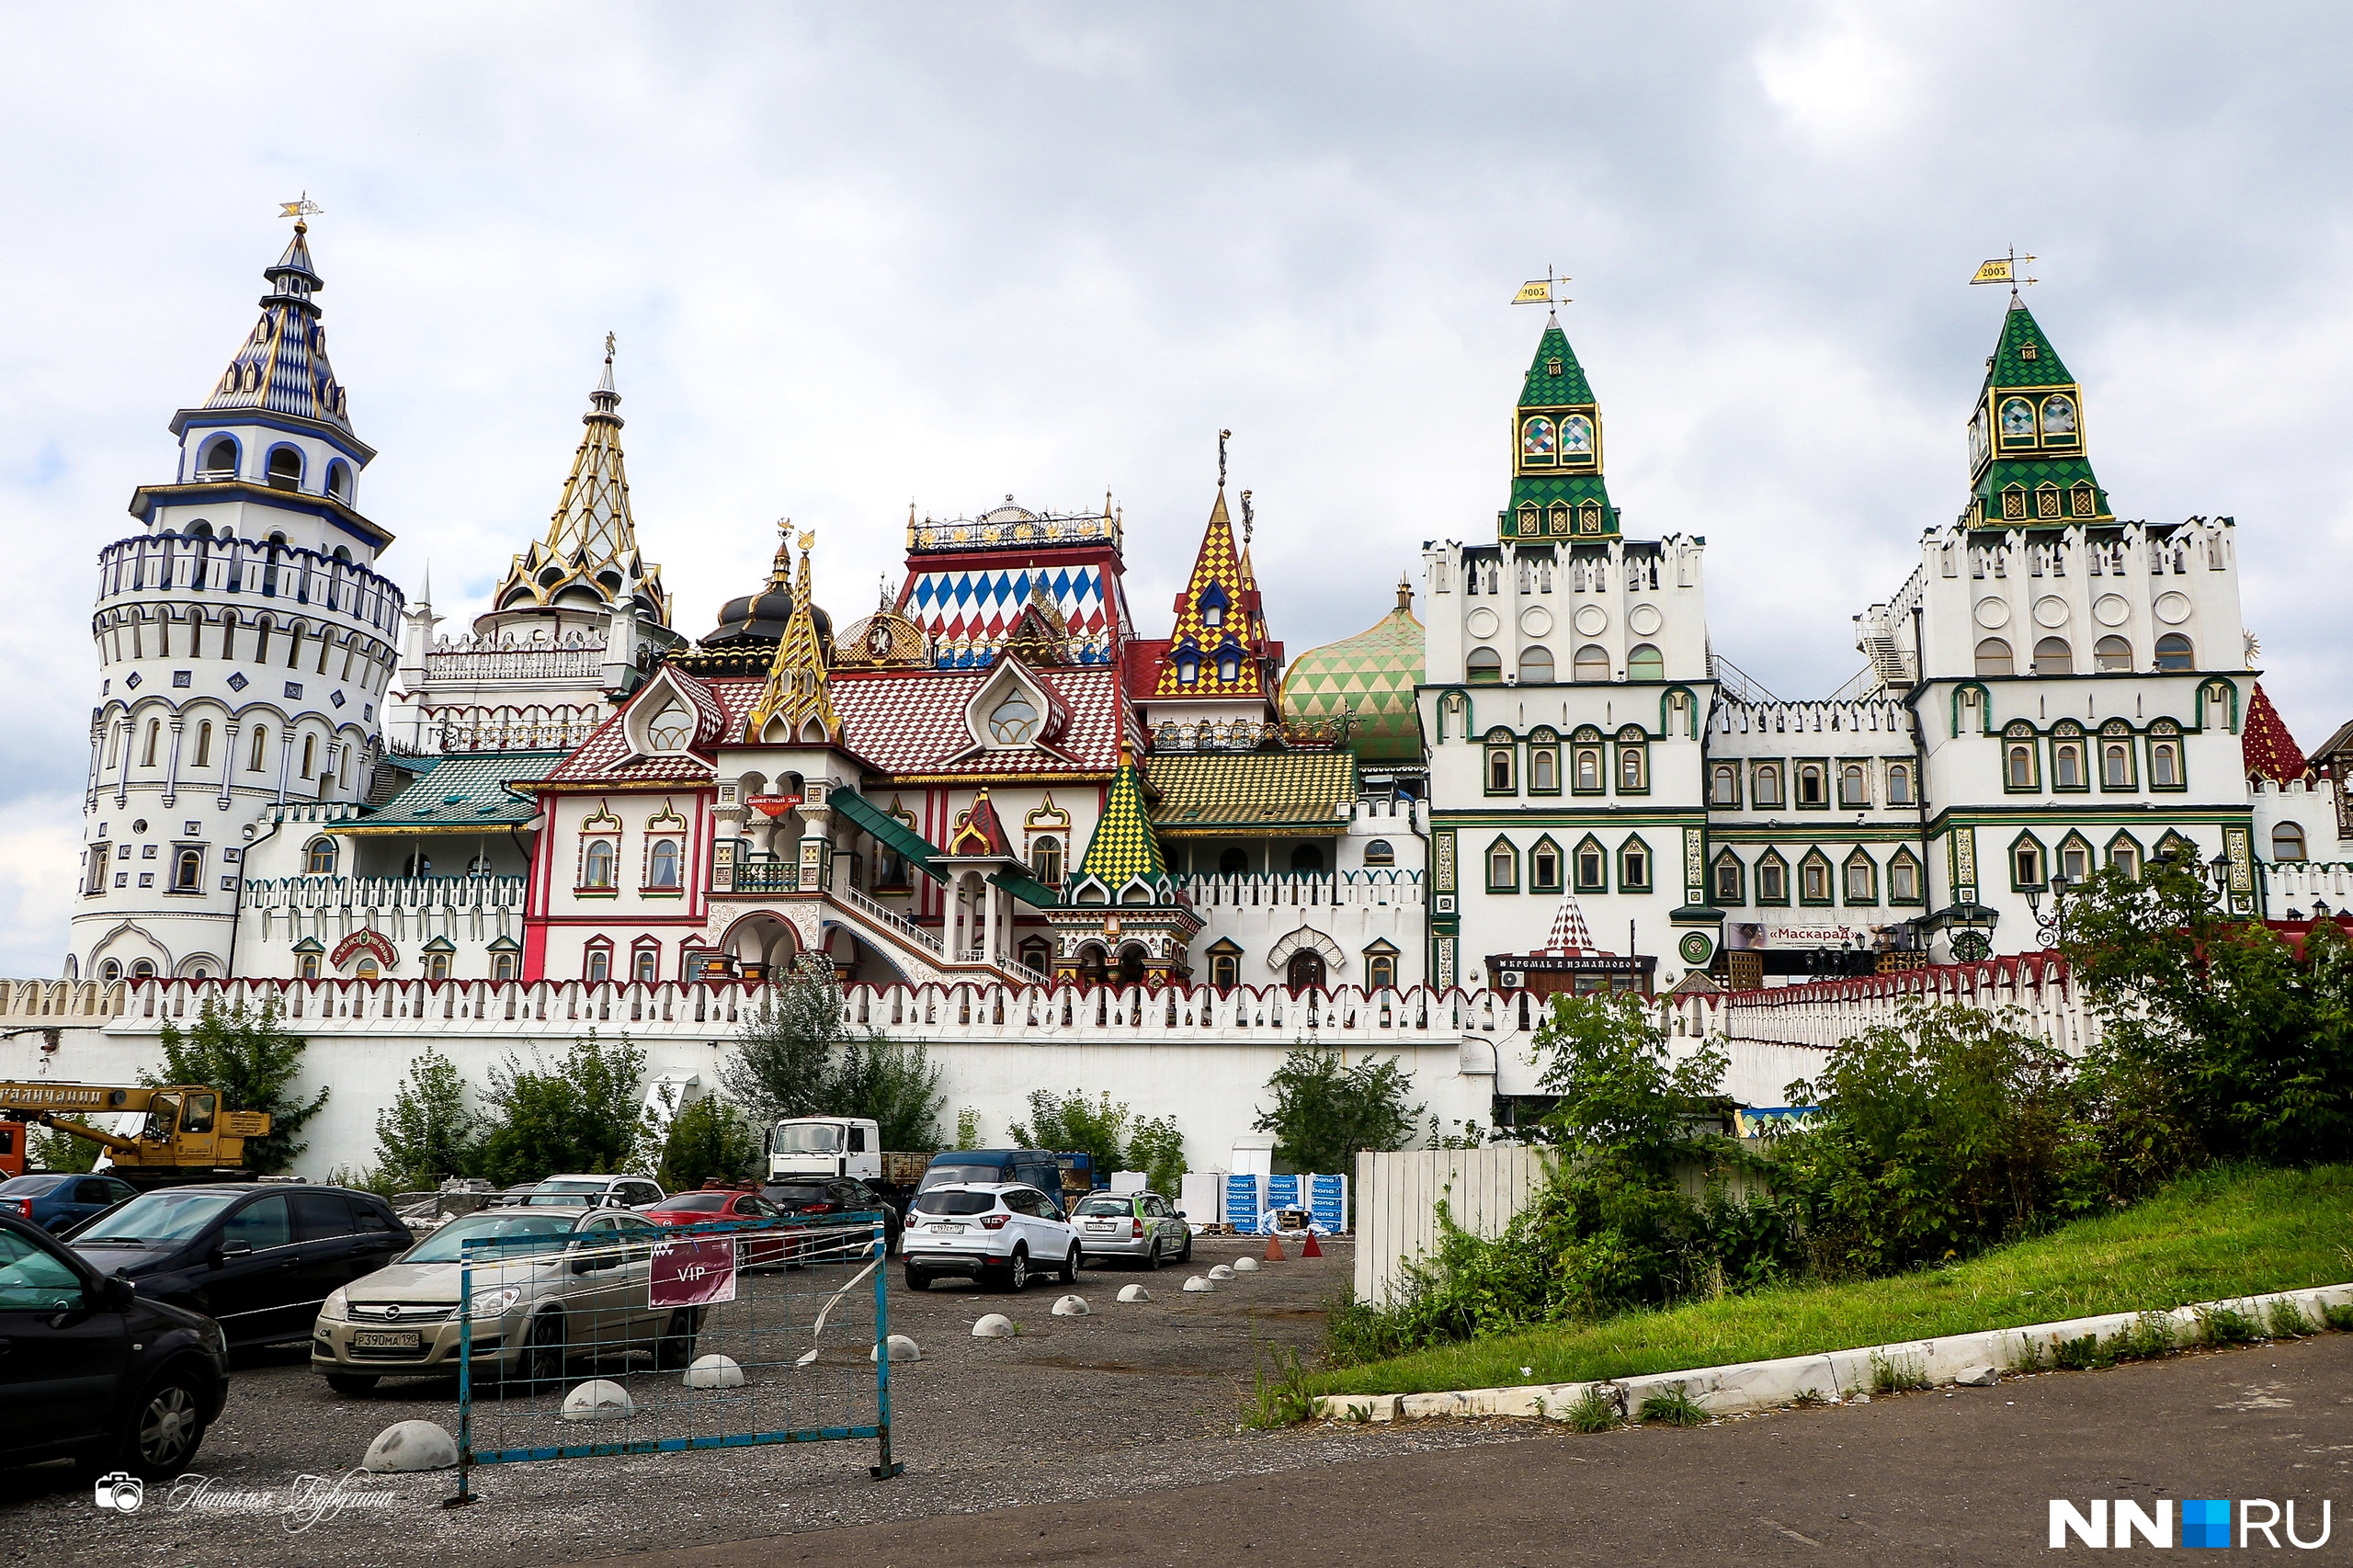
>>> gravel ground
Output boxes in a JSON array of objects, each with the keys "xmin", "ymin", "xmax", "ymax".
[{"xmin": 8, "ymin": 1235, "xmax": 1539, "ymax": 1567}]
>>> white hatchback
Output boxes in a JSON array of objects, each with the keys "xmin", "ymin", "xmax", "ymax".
[{"xmin": 901, "ymin": 1183, "xmax": 1079, "ymax": 1293}]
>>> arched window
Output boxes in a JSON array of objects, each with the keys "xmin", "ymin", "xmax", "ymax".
[
  {"xmin": 1285, "ymin": 950, "xmax": 1327, "ymax": 994},
  {"xmin": 492, "ymin": 951, "xmax": 518, "ymax": 983},
  {"xmin": 1620, "ymin": 840, "xmax": 1651, "ymax": 890},
  {"xmin": 1712, "ymin": 852, "xmax": 1743, "ymax": 904},
  {"xmin": 2154, "ymin": 634, "xmax": 2194, "ymax": 672},
  {"xmin": 131, "ymin": 959, "xmax": 157, "ymax": 981},
  {"xmin": 353, "ymin": 957, "xmax": 380, "ymax": 982},
  {"xmin": 1839, "ymin": 764, "xmax": 1869, "ymax": 807},
  {"xmin": 2273, "ymin": 823, "xmax": 2307, "ymax": 861},
  {"xmin": 1217, "ymin": 650, "xmax": 1242, "ymax": 683},
  {"xmin": 325, "ymin": 461, "xmax": 352, "ymax": 503},
  {"xmin": 1201, "ymin": 601, "xmax": 1224, "ymax": 629},
  {"xmin": 266, "ymin": 446, "xmax": 303, "ymax": 491},
  {"xmin": 1518, "ymin": 647, "xmax": 1554, "ymax": 683},
  {"xmin": 1363, "ymin": 838, "xmax": 1394, "ymax": 866},
  {"xmin": 1466, "ymin": 648, "xmax": 1503, "ymax": 685},
  {"xmin": 585, "ymin": 946, "xmax": 610, "ymax": 983},
  {"xmin": 1365, "ymin": 950, "xmax": 1397, "ymax": 992},
  {"xmin": 633, "ymin": 946, "xmax": 660, "ymax": 984},
  {"xmin": 99, "ymin": 960, "xmax": 123, "ymax": 983},
  {"xmin": 1019, "ymin": 937, "xmax": 1052, "ymax": 978},
  {"xmin": 2006, "ymin": 743, "xmax": 2037, "ymax": 789},
  {"xmin": 1218, "ymin": 847, "xmax": 1249, "ymax": 876},
  {"xmin": 193, "ymin": 722, "xmax": 212, "ymax": 769},
  {"xmin": 248, "ymin": 726, "xmax": 269, "ymax": 771},
  {"xmin": 1529, "ymin": 744, "xmax": 1558, "ymax": 792},
  {"xmin": 1573, "ymin": 644, "xmax": 1612, "ymax": 683},
  {"xmin": 173, "ymin": 848, "xmax": 202, "ymax": 892},
  {"xmin": 199, "ymin": 437, "xmax": 238, "ymax": 479},
  {"xmin": 1290, "ymin": 844, "xmax": 1325, "ymax": 874},
  {"xmin": 141, "ymin": 721, "xmax": 160, "ymax": 768},
  {"xmin": 1626, "ymin": 643, "xmax": 1664, "ymax": 682},
  {"xmin": 1975, "ymin": 638, "xmax": 2014, "ymax": 677},
  {"xmin": 300, "ymin": 734, "xmax": 316, "ymax": 778},
  {"xmin": 1031, "ymin": 835, "xmax": 1063, "ymax": 885},
  {"xmin": 1887, "ymin": 764, "xmax": 1913, "ymax": 805},
  {"xmin": 1797, "ymin": 764, "xmax": 1825, "ymax": 805},
  {"xmin": 2150, "ymin": 740, "xmax": 2183, "ymax": 788},
  {"xmin": 1486, "ymin": 735, "xmax": 1517, "ymax": 793},
  {"xmin": 1176, "ymin": 653, "xmax": 1199, "ymax": 685},
  {"xmin": 986, "ymin": 689, "xmax": 1040, "ymax": 744},
  {"xmin": 402, "ymin": 850, "xmax": 434, "ymax": 877},
  {"xmin": 648, "ymin": 839, "xmax": 681, "ymax": 888},
  {"xmin": 2102, "ymin": 743, "xmax": 2132, "ymax": 788},
  {"xmin": 1752, "ymin": 764, "xmax": 1782, "ymax": 808},
  {"xmin": 584, "ymin": 839, "xmax": 617, "ymax": 888},
  {"xmin": 2052, "ymin": 743, "xmax": 2085, "ymax": 790},
  {"xmin": 1617, "ymin": 743, "xmax": 1647, "ymax": 792},
  {"xmin": 647, "ymin": 703, "xmax": 692, "ymax": 750},
  {"xmin": 1711, "ymin": 763, "xmax": 1740, "ymax": 806},
  {"xmin": 2031, "ymin": 637, "xmax": 2072, "ymax": 676},
  {"xmin": 1573, "ymin": 744, "xmax": 1603, "ymax": 792},
  {"xmin": 305, "ymin": 837, "xmax": 336, "ymax": 875},
  {"xmin": 2094, "ymin": 635, "xmax": 2133, "ymax": 672},
  {"xmin": 425, "ymin": 949, "xmax": 453, "ymax": 983}
]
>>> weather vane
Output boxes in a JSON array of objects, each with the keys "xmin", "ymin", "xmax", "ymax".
[
  {"xmin": 1970, "ymin": 246, "xmax": 2038, "ymax": 301},
  {"xmin": 1218, "ymin": 428, "xmax": 1232, "ymax": 490},
  {"xmin": 1240, "ymin": 489, "xmax": 1254, "ymax": 551},
  {"xmin": 1512, "ymin": 264, "xmax": 1572, "ymax": 311},
  {"xmin": 278, "ymin": 192, "xmax": 324, "ymax": 222}
]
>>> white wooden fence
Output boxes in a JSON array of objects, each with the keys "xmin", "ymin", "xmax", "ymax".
[{"xmin": 1352, "ymin": 1146, "xmax": 1557, "ymax": 1310}]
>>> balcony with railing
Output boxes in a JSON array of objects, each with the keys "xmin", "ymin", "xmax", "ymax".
[
  {"xmin": 727, "ymin": 858, "xmax": 801, "ymax": 895},
  {"xmin": 97, "ymin": 534, "xmax": 404, "ymax": 634},
  {"xmin": 420, "ymin": 631, "xmax": 609, "ymax": 685}
]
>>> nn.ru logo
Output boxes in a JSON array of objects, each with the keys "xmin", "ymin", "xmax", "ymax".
[{"xmin": 2049, "ymin": 1499, "xmax": 2333, "ymax": 1549}]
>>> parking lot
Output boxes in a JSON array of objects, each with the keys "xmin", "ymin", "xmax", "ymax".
[{"xmin": 12, "ymin": 1234, "xmax": 1518, "ymax": 1568}]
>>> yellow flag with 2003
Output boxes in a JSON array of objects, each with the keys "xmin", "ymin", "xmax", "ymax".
[
  {"xmin": 1971, "ymin": 258, "xmax": 2015, "ymax": 285},
  {"xmin": 1512, "ymin": 279, "xmax": 1552, "ymax": 304}
]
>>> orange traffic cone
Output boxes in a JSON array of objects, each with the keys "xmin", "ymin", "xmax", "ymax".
[
  {"xmin": 1302, "ymin": 1231, "xmax": 1324, "ymax": 1257},
  {"xmin": 1263, "ymin": 1233, "xmax": 1286, "ymax": 1262}
]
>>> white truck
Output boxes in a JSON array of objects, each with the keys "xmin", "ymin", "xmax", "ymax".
[{"xmin": 767, "ymin": 1117, "xmax": 882, "ymax": 1182}]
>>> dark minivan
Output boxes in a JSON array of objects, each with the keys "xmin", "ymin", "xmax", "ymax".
[
  {"xmin": 0, "ymin": 1211, "xmax": 230, "ymax": 1478},
  {"xmin": 69, "ymin": 1184, "xmax": 413, "ymax": 1346},
  {"xmin": 917, "ymin": 1151, "xmax": 1097, "ymax": 1218}
]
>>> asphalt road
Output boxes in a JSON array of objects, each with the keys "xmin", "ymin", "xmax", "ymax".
[{"xmin": 594, "ymin": 1328, "xmax": 2353, "ymax": 1568}]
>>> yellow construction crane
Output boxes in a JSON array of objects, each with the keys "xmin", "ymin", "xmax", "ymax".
[{"xmin": 0, "ymin": 1083, "xmax": 271, "ymax": 1184}]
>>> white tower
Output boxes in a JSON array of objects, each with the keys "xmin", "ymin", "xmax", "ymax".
[{"xmin": 74, "ymin": 221, "xmax": 402, "ymax": 983}]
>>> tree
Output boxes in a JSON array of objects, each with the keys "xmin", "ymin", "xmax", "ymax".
[
  {"xmin": 1253, "ymin": 1047, "xmax": 1421, "ymax": 1174},
  {"xmin": 2062, "ymin": 858, "xmax": 2353, "ymax": 1170},
  {"xmin": 371, "ymin": 1047, "xmax": 482, "ymax": 1189},
  {"xmin": 30, "ymin": 1127, "xmax": 98, "ymax": 1174},
  {"xmin": 721, "ymin": 957, "xmax": 945, "ymax": 1149},
  {"xmin": 1011, "ymin": 1090, "xmax": 1132, "ymax": 1174},
  {"xmin": 149, "ymin": 996, "xmax": 326, "ymax": 1175},
  {"xmin": 1126, "ymin": 1114, "xmax": 1187, "ymax": 1196},
  {"xmin": 655, "ymin": 1095, "xmax": 762, "ymax": 1193},
  {"xmin": 476, "ymin": 1033, "xmax": 654, "ymax": 1186}
]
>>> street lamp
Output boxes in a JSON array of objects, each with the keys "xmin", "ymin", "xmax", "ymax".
[{"xmin": 2027, "ymin": 871, "xmax": 2072, "ymax": 949}]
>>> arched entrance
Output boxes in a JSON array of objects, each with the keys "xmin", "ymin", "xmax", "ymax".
[
  {"xmin": 721, "ymin": 911, "xmax": 801, "ymax": 983},
  {"xmin": 1286, "ymin": 949, "xmax": 1327, "ymax": 993},
  {"xmin": 1116, "ymin": 944, "xmax": 1149, "ymax": 989}
]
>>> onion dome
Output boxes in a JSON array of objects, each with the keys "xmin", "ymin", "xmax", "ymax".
[
  {"xmin": 1279, "ymin": 578, "xmax": 1425, "ymax": 761},
  {"xmin": 706, "ymin": 526, "xmax": 833, "ymax": 655}
]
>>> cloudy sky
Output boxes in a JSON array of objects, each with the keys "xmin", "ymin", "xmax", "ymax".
[{"xmin": 2, "ymin": 3, "xmax": 2348, "ymax": 974}]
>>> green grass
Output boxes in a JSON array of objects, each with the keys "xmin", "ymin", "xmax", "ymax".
[{"xmin": 1307, "ymin": 1164, "xmax": 2353, "ymax": 1400}]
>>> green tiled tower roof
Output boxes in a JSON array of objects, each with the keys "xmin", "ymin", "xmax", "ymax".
[
  {"xmin": 1074, "ymin": 753, "xmax": 1168, "ymax": 886},
  {"xmin": 1279, "ymin": 580, "xmax": 1426, "ymax": 762},
  {"xmin": 1504, "ymin": 316, "xmax": 1616, "ymax": 540},
  {"xmin": 1965, "ymin": 301, "xmax": 2111, "ymax": 529}
]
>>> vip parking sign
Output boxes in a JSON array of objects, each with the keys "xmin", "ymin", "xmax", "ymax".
[{"xmin": 651, "ymin": 1236, "xmax": 738, "ymax": 1308}]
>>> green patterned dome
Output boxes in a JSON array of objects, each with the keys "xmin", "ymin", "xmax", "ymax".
[{"xmin": 1279, "ymin": 584, "xmax": 1425, "ymax": 761}]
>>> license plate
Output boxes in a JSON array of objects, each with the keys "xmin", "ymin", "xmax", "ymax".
[
  {"xmin": 926, "ymin": 1222, "xmax": 965, "ymax": 1233},
  {"xmin": 1086, "ymin": 1221, "xmax": 1115, "ymax": 1232},
  {"xmin": 353, "ymin": 1330, "xmax": 422, "ymax": 1350}
]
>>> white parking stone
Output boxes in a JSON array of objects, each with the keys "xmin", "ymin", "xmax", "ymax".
[
  {"xmin": 685, "ymin": 1353, "xmax": 745, "ymax": 1388},
  {"xmin": 361, "ymin": 1420, "xmax": 457, "ymax": 1472},
  {"xmin": 560, "ymin": 1380, "xmax": 636, "ymax": 1422},
  {"xmin": 1208, "ymin": 1264, "xmax": 1235, "ymax": 1280},
  {"xmin": 870, "ymin": 1335, "xmax": 922, "ymax": 1362},
  {"xmin": 1183, "ymin": 1275, "xmax": 1215, "ymax": 1293},
  {"xmin": 1232, "ymin": 1257, "xmax": 1260, "ymax": 1273},
  {"xmin": 972, "ymin": 1313, "xmax": 1018, "ymax": 1338},
  {"xmin": 1052, "ymin": 1295, "xmax": 1090, "ymax": 1317},
  {"xmin": 1117, "ymin": 1284, "xmax": 1153, "ymax": 1303}
]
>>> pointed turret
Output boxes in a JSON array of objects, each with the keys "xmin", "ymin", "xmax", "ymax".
[
  {"xmin": 1964, "ymin": 300, "xmax": 2111, "ymax": 528},
  {"xmin": 1074, "ymin": 748, "xmax": 1169, "ymax": 889},
  {"xmin": 1504, "ymin": 315, "xmax": 1614, "ymax": 540},
  {"xmin": 199, "ymin": 221, "xmax": 356, "ymax": 436},
  {"xmin": 745, "ymin": 531, "xmax": 843, "ymax": 745},
  {"xmin": 1154, "ymin": 487, "xmax": 1277, "ymax": 699},
  {"xmin": 2242, "ymin": 682, "xmax": 2309, "ymax": 784},
  {"xmin": 493, "ymin": 340, "xmax": 670, "ymax": 624}
]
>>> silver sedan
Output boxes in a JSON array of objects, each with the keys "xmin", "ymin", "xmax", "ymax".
[{"xmin": 1072, "ymin": 1190, "xmax": 1192, "ymax": 1270}]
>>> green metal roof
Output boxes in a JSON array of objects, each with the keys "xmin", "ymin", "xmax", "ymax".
[
  {"xmin": 833, "ymin": 790, "xmax": 945, "ymax": 884},
  {"xmin": 1521, "ymin": 320, "xmax": 1597, "ymax": 407},
  {"xmin": 1074, "ymin": 760, "xmax": 1167, "ymax": 886},
  {"xmin": 1968, "ymin": 301, "xmax": 2110, "ymax": 528},
  {"xmin": 1280, "ymin": 597, "xmax": 1426, "ymax": 761},
  {"xmin": 1984, "ymin": 301, "xmax": 2075, "ymax": 391},
  {"xmin": 1145, "ymin": 751, "xmax": 1358, "ymax": 835},
  {"xmin": 345, "ymin": 751, "xmax": 563, "ymax": 834}
]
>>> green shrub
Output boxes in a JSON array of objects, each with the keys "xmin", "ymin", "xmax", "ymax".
[
  {"xmin": 2114, "ymin": 1312, "xmax": 2177, "ymax": 1361},
  {"xmin": 150, "ymin": 996, "xmax": 326, "ymax": 1174},
  {"xmin": 1637, "ymin": 1386, "xmax": 1707, "ymax": 1426},
  {"xmin": 1563, "ymin": 1385, "xmax": 1623, "ymax": 1432},
  {"xmin": 1011, "ymin": 1090, "xmax": 1131, "ymax": 1176},
  {"xmin": 476, "ymin": 1033, "xmax": 654, "ymax": 1185},
  {"xmin": 722, "ymin": 957, "xmax": 944, "ymax": 1149},
  {"xmin": 2323, "ymin": 1302, "xmax": 2353, "ymax": 1333},
  {"xmin": 371, "ymin": 1047, "xmax": 481, "ymax": 1188},
  {"xmin": 2266, "ymin": 1299, "xmax": 2313, "ymax": 1339},
  {"xmin": 1126, "ymin": 1114, "xmax": 1187, "ymax": 1196},
  {"xmin": 1871, "ymin": 1350, "xmax": 1931, "ymax": 1391},
  {"xmin": 2198, "ymin": 1306, "xmax": 2260, "ymax": 1346},
  {"xmin": 1253, "ymin": 1046, "xmax": 1421, "ymax": 1175},
  {"xmin": 2053, "ymin": 1335, "xmax": 2106, "ymax": 1371},
  {"xmin": 655, "ymin": 1095, "xmax": 762, "ymax": 1193}
]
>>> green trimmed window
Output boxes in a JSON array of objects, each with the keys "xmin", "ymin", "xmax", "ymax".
[
  {"xmin": 2105, "ymin": 833, "xmax": 2143, "ymax": 879},
  {"xmin": 1887, "ymin": 849, "xmax": 1924, "ymax": 905},
  {"xmin": 1710, "ymin": 762, "xmax": 1741, "ymax": 807},
  {"xmin": 1529, "ymin": 836, "xmax": 1563, "ymax": 893},
  {"xmin": 1574, "ymin": 835, "xmax": 1608, "ymax": 892},
  {"xmin": 2003, "ymin": 724, "xmax": 2040, "ymax": 791},
  {"xmin": 2148, "ymin": 725, "xmax": 2186, "ymax": 790},
  {"xmin": 1799, "ymin": 849, "xmax": 1835, "ymax": 905},
  {"xmin": 1756, "ymin": 850, "xmax": 1790, "ymax": 905},
  {"xmin": 1572, "ymin": 743, "xmax": 1605, "ymax": 795},
  {"xmin": 2010, "ymin": 834, "xmax": 2047, "ymax": 891},
  {"xmin": 1615, "ymin": 728, "xmax": 1649, "ymax": 794},
  {"xmin": 1711, "ymin": 850, "xmax": 1744, "ymax": 906},
  {"xmin": 1842, "ymin": 848, "xmax": 1878, "ymax": 905},
  {"xmin": 1619, "ymin": 836, "xmax": 1653, "ymax": 892},
  {"xmin": 1887, "ymin": 761, "xmax": 1915, "ymax": 806},
  {"xmin": 1484, "ymin": 729, "xmax": 1517, "ymax": 794},
  {"xmin": 1751, "ymin": 763, "xmax": 1783, "ymax": 809},
  {"xmin": 1529, "ymin": 729, "xmax": 1561, "ymax": 794},
  {"xmin": 1485, "ymin": 837, "xmax": 1519, "ymax": 892},
  {"xmin": 1796, "ymin": 762, "xmax": 1829, "ymax": 808},
  {"xmin": 2056, "ymin": 834, "xmax": 2094, "ymax": 883},
  {"xmin": 2099, "ymin": 729, "xmax": 2137, "ymax": 790}
]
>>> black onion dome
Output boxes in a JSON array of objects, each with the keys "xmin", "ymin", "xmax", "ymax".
[{"xmin": 706, "ymin": 584, "xmax": 833, "ymax": 656}]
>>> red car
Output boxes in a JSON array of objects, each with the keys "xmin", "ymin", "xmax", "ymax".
[{"xmin": 641, "ymin": 1186, "xmax": 795, "ymax": 1268}]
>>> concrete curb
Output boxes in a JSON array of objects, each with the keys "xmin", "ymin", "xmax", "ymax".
[{"xmin": 1313, "ymin": 1281, "xmax": 2353, "ymax": 1426}]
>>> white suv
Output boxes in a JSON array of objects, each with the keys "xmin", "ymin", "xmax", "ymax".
[{"xmin": 902, "ymin": 1183, "xmax": 1079, "ymax": 1293}]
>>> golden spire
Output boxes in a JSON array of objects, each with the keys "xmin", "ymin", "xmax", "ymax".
[{"xmin": 746, "ymin": 529, "xmax": 841, "ymax": 745}]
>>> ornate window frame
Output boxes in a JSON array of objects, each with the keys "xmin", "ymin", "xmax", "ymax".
[
  {"xmin": 1484, "ymin": 835, "xmax": 1520, "ymax": 893},
  {"xmin": 1755, "ymin": 849, "xmax": 1790, "ymax": 906}
]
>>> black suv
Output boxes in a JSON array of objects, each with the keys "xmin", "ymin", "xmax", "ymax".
[
  {"xmin": 0, "ymin": 1212, "xmax": 230, "ymax": 1478},
  {"xmin": 69, "ymin": 1184, "xmax": 413, "ymax": 1347}
]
